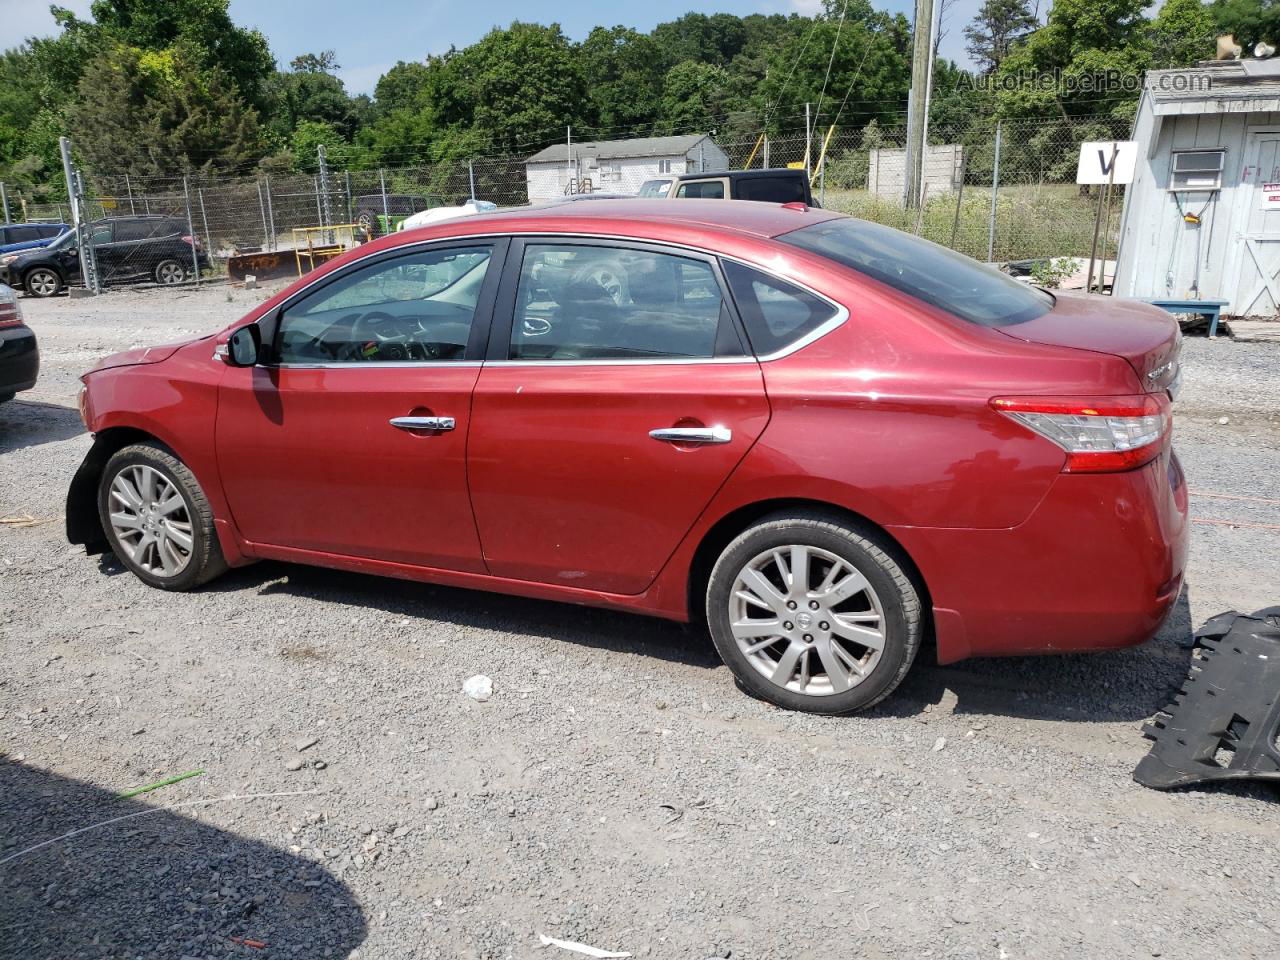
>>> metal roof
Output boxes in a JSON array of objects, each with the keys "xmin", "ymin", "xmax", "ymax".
[
  {"xmin": 525, "ymin": 134, "xmax": 712, "ymax": 164},
  {"xmin": 1147, "ymin": 60, "xmax": 1280, "ymax": 114}
]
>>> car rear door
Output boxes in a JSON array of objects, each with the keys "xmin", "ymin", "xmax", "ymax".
[
  {"xmin": 216, "ymin": 239, "xmax": 507, "ymax": 571},
  {"xmin": 466, "ymin": 237, "xmax": 770, "ymax": 594}
]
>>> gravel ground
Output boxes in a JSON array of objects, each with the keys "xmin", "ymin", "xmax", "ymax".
[{"xmin": 2, "ymin": 283, "xmax": 1279, "ymax": 960}]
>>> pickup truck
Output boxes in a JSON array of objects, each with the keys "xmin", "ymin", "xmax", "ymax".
[{"xmin": 639, "ymin": 168, "xmax": 816, "ymax": 205}]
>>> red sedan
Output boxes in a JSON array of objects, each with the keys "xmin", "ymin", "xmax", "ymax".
[{"xmin": 67, "ymin": 201, "xmax": 1188, "ymax": 713}]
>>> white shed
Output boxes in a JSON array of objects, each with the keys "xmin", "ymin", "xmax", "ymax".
[
  {"xmin": 524, "ymin": 134, "xmax": 729, "ymax": 203},
  {"xmin": 1115, "ymin": 59, "xmax": 1280, "ymax": 316}
]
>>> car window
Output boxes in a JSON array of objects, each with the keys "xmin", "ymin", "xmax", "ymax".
[
  {"xmin": 722, "ymin": 261, "xmax": 839, "ymax": 356},
  {"xmin": 509, "ymin": 244, "xmax": 737, "ymax": 361},
  {"xmin": 276, "ymin": 245, "xmax": 493, "ymax": 364},
  {"xmin": 675, "ymin": 180, "xmax": 725, "ymax": 199},
  {"xmin": 39, "ymin": 224, "xmax": 65, "ymax": 239},
  {"xmin": 7, "ymin": 226, "xmax": 39, "ymax": 243},
  {"xmin": 738, "ymin": 176, "xmax": 807, "ymax": 204},
  {"xmin": 89, "ymin": 223, "xmax": 113, "ymax": 244},
  {"xmin": 778, "ymin": 217, "xmax": 1053, "ymax": 327},
  {"xmin": 114, "ymin": 221, "xmax": 156, "ymax": 242},
  {"xmin": 637, "ymin": 179, "xmax": 672, "ymax": 198}
]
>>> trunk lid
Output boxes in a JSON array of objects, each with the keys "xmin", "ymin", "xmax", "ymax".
[{"xmin": 997, "ymin": 290, "xmax": 1181, "ymax": 393}]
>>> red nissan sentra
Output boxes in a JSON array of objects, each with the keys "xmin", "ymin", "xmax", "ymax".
[{"xmin": 67, "ymin": 200, "xmax": 1188, "ymax": 713}]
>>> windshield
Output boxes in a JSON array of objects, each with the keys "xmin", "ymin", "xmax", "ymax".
[
  {"xmin": 778, "ymin": 217, "xmax": 1052, "ymax": 327},
  {"xmin": 637, "ymin": 179, "xmax": 672, "ymax": 198},
  {"xmin": 44, "ymin": 230, "xmax": 77, "ymax": 252}
]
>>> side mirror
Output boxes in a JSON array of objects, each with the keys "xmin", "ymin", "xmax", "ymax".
[{"xmin": 224, "ymin": 324, "xmax": 262, "ymax": 366}]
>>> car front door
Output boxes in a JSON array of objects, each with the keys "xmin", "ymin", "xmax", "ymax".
[
  {"xmin": 216, "ymin": 239, "xmax": 506, "ymax": 571},
  {"xmin": 466, "ymin": 238, "xmax": 770, "ymax": 594}
]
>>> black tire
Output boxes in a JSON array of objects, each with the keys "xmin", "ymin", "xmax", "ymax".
[
  {"xmin": 153, "ymin": 259, "xmax": 186, "ymax": 285},
  {"xmin": 354, "ymin": 209, "xmax": 377, "ymax": 238},
  {"xmin": 706, "ymin": 511, "xmax": 922, "ymax": 714},
  {"xmin": 23, "ymin": 267, "xmax": 62, "ymax": 298},
  {"xmin": 0, "ymin": 392, "xmax": 14, "ymax": 404},
  {"xmin": 97, "ymin": 442, "xmax": 227, "ymax": 591}
]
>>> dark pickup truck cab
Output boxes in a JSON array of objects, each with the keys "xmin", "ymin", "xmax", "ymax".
[{"xmin": 665, "ymin": 168, "xmax": 816, "ymax": 205}]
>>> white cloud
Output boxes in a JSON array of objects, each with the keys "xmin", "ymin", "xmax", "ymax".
[{"xmin": 789, "ymin": 0, "xmax": 825, "ymax": 14}]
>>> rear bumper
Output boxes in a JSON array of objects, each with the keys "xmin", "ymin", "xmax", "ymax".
[
  {"xmin": 892, "ymin": 448, "xmax": 1189, "ymax": 662},
  {"xmin": 0, "ymin": 324, "xmax": 39, "ymax": 395}
]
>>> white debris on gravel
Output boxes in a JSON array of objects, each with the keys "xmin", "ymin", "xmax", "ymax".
[
  {"xmin": 0, "ymin": 285, "xmax": 1278, "ymax": 958},
  {"xmin": 463, "ymin": 675, "xmax": 493, "ymax": 701}
]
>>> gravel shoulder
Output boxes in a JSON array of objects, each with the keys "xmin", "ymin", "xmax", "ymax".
[{"xmin": 2, "ymin": 284, "xmax": 1278, "ymax": 960}]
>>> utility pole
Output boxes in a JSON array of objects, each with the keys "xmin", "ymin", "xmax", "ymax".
[
  {"xmin": 0, "ymin": 182, "xmax": 9, "ymax": 224},
  {"xmin": 317, "ymin": 144, "xmax": 333, "ymax": 233},
  {"xmin": 905, "ymin": 0, "xmax": 936, "ymax": 208},
  {"xmin": 59, "ymin": 136, "xmax": 100, "ymax": 294},
  {"xmin": 804, "ymin": 103, "xmax": 812, "ymax": 175},
  {"xmin": 566, "ymin": 125, "xmax": 573, "ymax": 193},
  {"xmin": 468, "ymin": 159, "xmax": 476, "ymax": 200}
]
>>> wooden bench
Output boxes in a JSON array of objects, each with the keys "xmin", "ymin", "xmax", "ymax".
[{"xmin": 1139, "ymin": 298, "xmax": 1231, "ymax": 338}]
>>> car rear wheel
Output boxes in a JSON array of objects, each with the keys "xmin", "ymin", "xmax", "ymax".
[
  {"xmin": 706, "ymin": 513, "xmax": 921, "ymax": 714},
  {"xmin": 153, "ymin": 259, "xmax": 186, "ymax": 285},
  {"xmin": 354, "ymin": 210, "xmax": 377, "ymax": 238},
  {"xmin": 24, "ymin": 268, "xmax": 62, "ymax": 298},
  {"xmin": 98, "ymin": 443, "xmax": 227, "ymax": 591}
]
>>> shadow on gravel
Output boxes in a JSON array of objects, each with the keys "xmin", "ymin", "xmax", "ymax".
[
  {"xmin": 872, "ymin": 589, "xmax": 1198, "ymax": 724},
  {"xmin": 208, "ymin": 560, "xmax": 724, "ymax": 669},
  {"xmin": 0, "ymin": 759, "xmax": 367, "ymax": 959},
  {"xmin": 0, "ymin": 400, "xmax": 85, "ymax": 455}
]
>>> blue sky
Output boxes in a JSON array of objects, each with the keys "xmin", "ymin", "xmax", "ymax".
[{"xmin": 2, "ymin": 0, "xmax": 980, "ymax": 95}]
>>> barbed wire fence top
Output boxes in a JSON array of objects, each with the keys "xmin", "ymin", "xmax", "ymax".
[{"xmin": 18, "ymin": 115, "xmax": 1131, "ymax": 281}]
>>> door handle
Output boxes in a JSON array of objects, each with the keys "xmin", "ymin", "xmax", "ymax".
[
  {"xmin": 390, "ymin": 416, "xmax": 455, "ymax": 431},
  {"xmin": 649, "ymin": 425, "xmax": 732, "ymax": 445}
]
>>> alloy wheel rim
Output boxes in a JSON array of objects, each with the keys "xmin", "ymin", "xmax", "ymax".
[
  {"xmin": 157, "ymin": 262, "xmax": 183, "ymax": 284},
  {"xmin": 728, "ymin": 545, "xmax": 886, "ymax": 697},
  {"xmin": 31, "ymin": 271, "xmax": 56, "ymax": 295},
  {"xmin": 108, "ymin": 464, "xmax": 194, "ymax": 577}
]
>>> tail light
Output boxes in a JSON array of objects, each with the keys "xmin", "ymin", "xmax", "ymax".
[
  {"xmin": 0, "ymin": 285, "xmax": 22, "ymax": 328},
  {"xmin": 181, "ymin": 235, "xmax": 203, "ymax": 250},
  {"xmin": 991, "ymin": 394, "xmax": 1171, "ymax": 473}
]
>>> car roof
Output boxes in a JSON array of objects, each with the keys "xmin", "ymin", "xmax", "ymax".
[
  {"xmin": 672, "ymin": 168, "xmax": 805, "ymax": 183},
  {"xmin": 448, "ymin": 198, "xmax": 840, "ymax": 241}
]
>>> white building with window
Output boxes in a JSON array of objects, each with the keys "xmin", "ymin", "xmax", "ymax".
[
  {"xmin": 1115, "ymin": 59, "xmax": 1280, "ymax": 315},
  {"xmin": 524, "ymin": 134, "xmax": 729, "ymax": 202}
]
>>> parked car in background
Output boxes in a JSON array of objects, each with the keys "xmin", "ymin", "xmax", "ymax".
[
  {"xmin": 662, "ymin": 168, "xmax": 816, "ymax": 205},
  {"xmin": 0, "ymin": 222, "xmax": 68, "ymax": 255},
  {"xmin": 351, "ymin": 194, "xmax": 450, "ymax": 237},
  {"xmin": 397, "ymin": 199, "xmax": 497, "ymax": 231},
  {"xmin": 0, "ymin": 283, "xmax": 38, "ymax": 402},
  {"xmin": 0, "ymin": 216, "xmax": 207, "ymax": 297},
  {"xmin": 66, "ymin": 200, "xmax": 1186, "ymax": 715},
  {"xmin": 636, "ymin": 178, "xmax": 674, "ymax": 197}
]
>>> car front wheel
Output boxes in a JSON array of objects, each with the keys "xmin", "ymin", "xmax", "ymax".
[
  {"xmin": 24, "ymin": 268, "xmax": 62, "ymax": 298},
  {"xmin": 97, "ymin": 443, "xmax": 227, "ymax": 591},
  {"xmin": 153, "ymin": 259, "xmax": 187, "ymax": 285},
  {"xmin": 706, "ymin": 513, "xmax": 921, "ymax": 714}
]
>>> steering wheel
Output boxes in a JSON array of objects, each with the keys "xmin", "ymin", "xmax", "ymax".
[
  {"xmin": 570, "ymin": 261, "xmax": 628, "ymax": 305},
  {"xmin": 342, "ymin": 310, "xmax": 439, "ymax": 361}
]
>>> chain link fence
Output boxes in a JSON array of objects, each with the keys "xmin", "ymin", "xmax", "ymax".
[{"xmin": 4, "ymin": 115, "xmax": 1132, "ymax": 290}]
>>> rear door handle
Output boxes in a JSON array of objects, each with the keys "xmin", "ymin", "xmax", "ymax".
[
  {"xmin": 649, "ymin": 426, "xmax": 732, "ymax": 445},
  {"xmin": 390, "ymin": 416, "xmax": 455, "ymax": 431}
]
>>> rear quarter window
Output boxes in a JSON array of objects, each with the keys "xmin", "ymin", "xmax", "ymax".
[
  {"xmin": 737, "ymin": 176, "xmax": 807, "ymax": 204},
  {"xmin": 778, "ymin": 216, "xmax": 1052, "ymax": 327},
  {"xmin": 722, "ymin": 261, "xmax": 839, "ymax": 356}
]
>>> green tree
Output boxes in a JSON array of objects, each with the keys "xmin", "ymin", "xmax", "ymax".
[
  {"xmin": 1210, "ymin": 0, "xmax": 1280, "ymax": 50},
  {"xmin": 659, "ymin": 61, "xmax": 730, "ymax": 133},
  {"xmin": 67, "ymin": 43, "xmax": 264, "ymax": 176},
  {"xmin": 993, "ymin": 0, "xmax": 1151, "ymax": 119},
  {"xmin": 579, "ymin": 26, "xmax": 663, "ymax": 133},
  {"xmin": 449, "ymin": 22, "xmax": 588, "ymax": 151},
  {"xmin": 264, "ymin": 50, "xmax": 360, "ymax": 145},
  {"xmin": 1150, "ymin": 0, "xmax": 1218, "ymax": 68},
  {"xmin": 964, "ymin": 0, "xmax": 1039, "ymax": 75}
]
